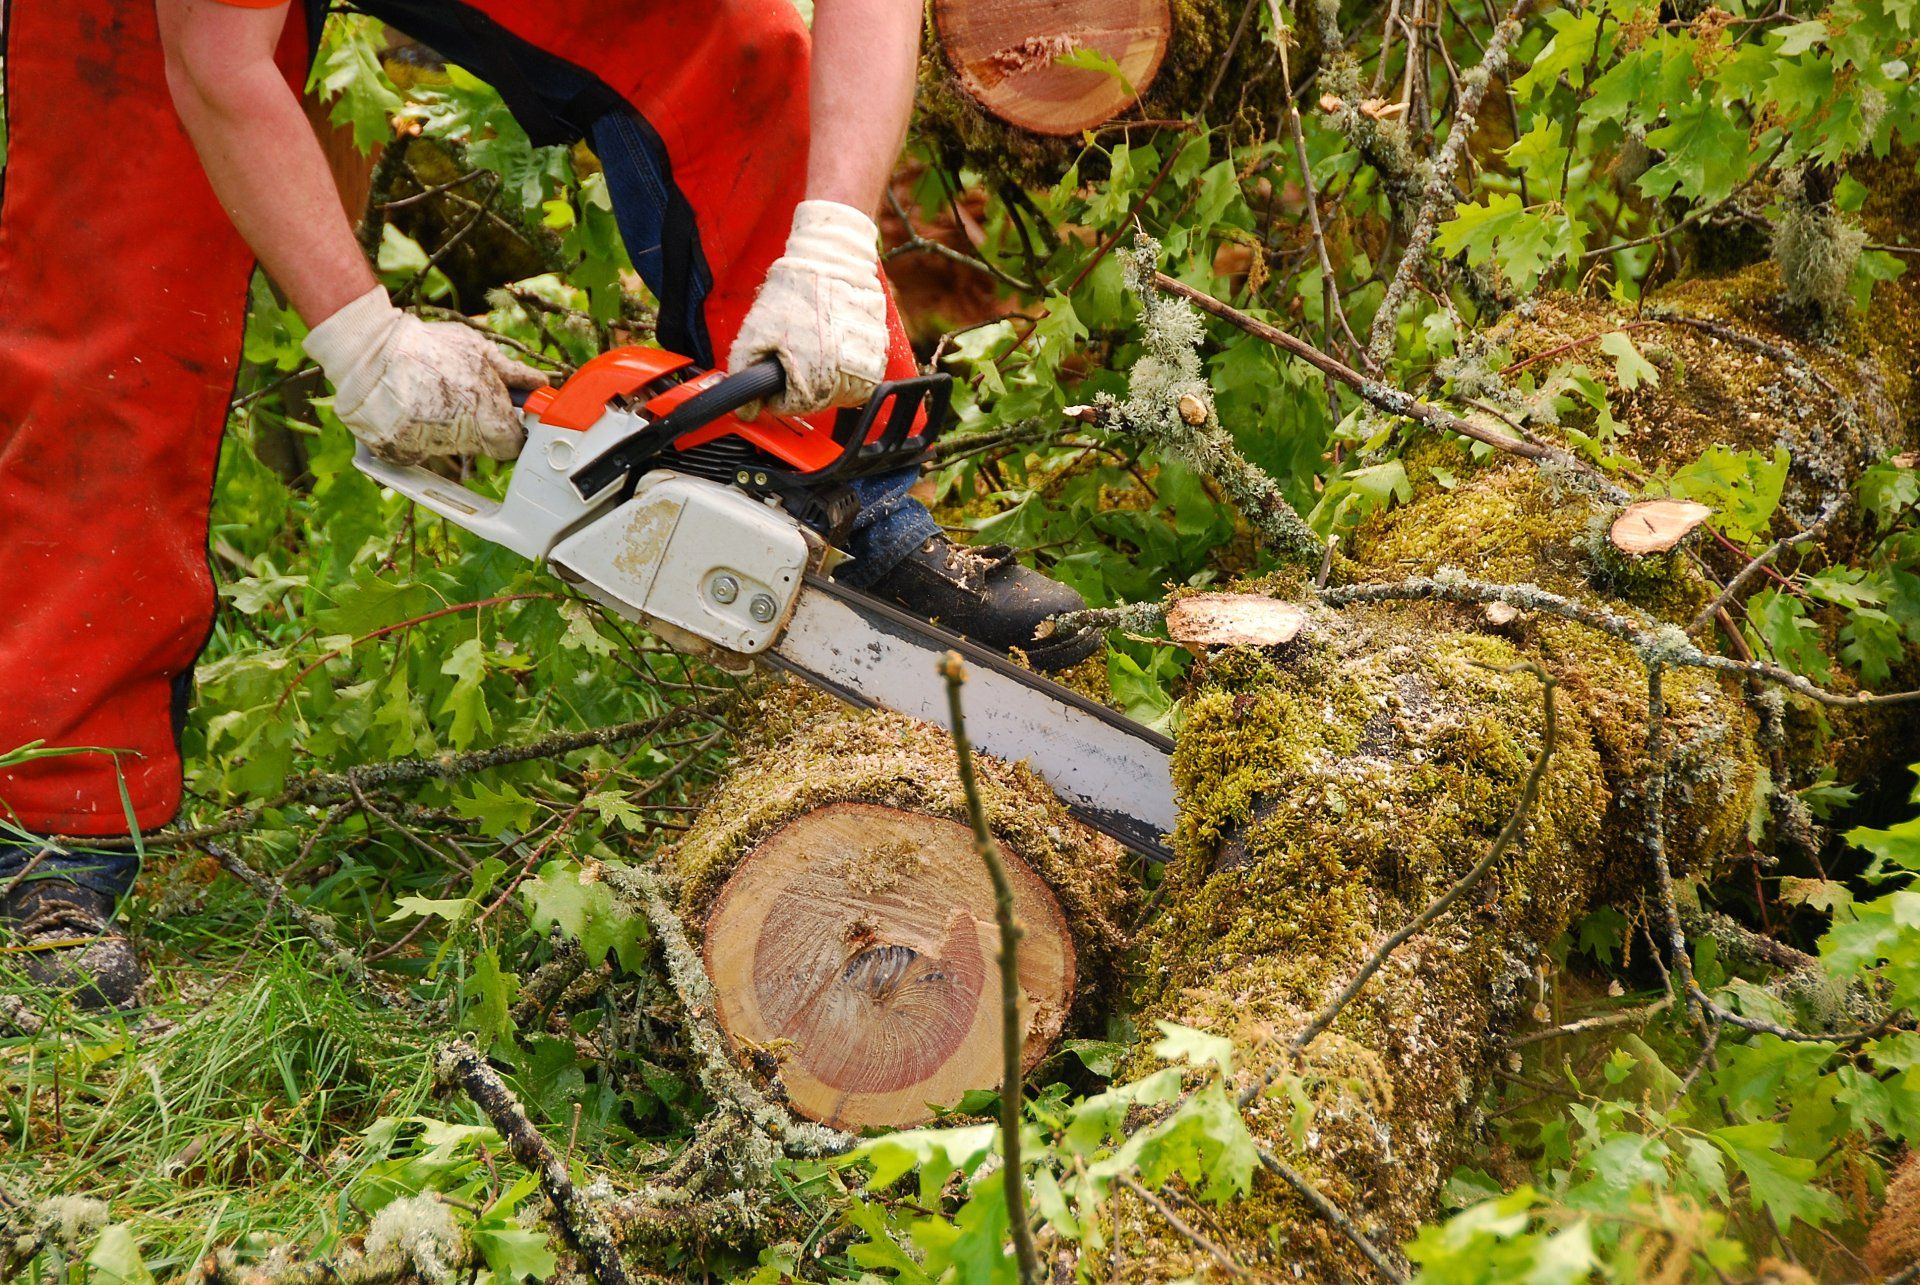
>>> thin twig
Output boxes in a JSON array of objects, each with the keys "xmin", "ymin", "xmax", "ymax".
[
  {"xmin": 1259, "ymin": 1149, "xmax": 1408, "ymax": 1283},
  {"xmin": 1153, "ymin": 273, "xmax": 1613, "ymax": 482},
  {"xmin": 1319, "ymin": 575, "xmax": 1920, "ymax": 708},
  {"xmin": 939, "ymin": 652, "xmax": 1043, "ymax": 1285},
  {"xmin": 1115, "ymin": 1175, "xmax": 1249, "ymax": 1278},
  {"xmin": 1688, "ymin": 496, "xmax": 1843, "ymax": 636},
  {"xmin": 1368, "ymin": 0, "xmax": 1542, "ymax": 364}
]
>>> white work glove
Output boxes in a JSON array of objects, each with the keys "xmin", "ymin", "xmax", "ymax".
[
  {"xmin": 304, "ymin": 284, "xmax": 549, "ymax": 465},
  {"xmin": 727, "ymin": 199, "xmax": 890, "ymax": 415}
]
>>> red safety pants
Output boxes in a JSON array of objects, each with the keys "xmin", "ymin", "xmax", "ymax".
[{"xmin": 0, "ymin": 0, "xmax": 919, "ymax": 835}]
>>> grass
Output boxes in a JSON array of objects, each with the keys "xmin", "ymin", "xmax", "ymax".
[{"xmin": 1, "ymin": 879, "xmax": 447, "ymax": 1280}]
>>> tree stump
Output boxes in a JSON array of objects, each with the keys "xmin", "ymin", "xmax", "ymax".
[
  {"xmin": 931, "ymin": 0, "xmax": 1173, "ymax": 136},
  {"xmin": 671, "ymin": 697, "xmax": 1133, "ymax": 1131}
]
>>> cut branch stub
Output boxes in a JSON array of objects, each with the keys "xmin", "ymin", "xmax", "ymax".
[
  {"xmin": 1166, "ymin": 594, "xmax": 1309, "ymax": 649},
  {"xmin": 701, "ymin": 801, "xmax": 1075, "ymax": 1130},
  {"xmin": 1608, "ymin": 499, "xmax": 1714, "ymax": 555},
  {"xmin": 932, "ymin": 0, "xmax": 1173, "ymax": 136}
]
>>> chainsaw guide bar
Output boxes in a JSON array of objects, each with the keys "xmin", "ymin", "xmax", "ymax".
[
  {"xmin": 354, "ymin": 351, "xmax": 1177, "ymax": 861},
  {"xmin": 768, "ymin": 576, "xmax": 1176, "ymax": 861}
]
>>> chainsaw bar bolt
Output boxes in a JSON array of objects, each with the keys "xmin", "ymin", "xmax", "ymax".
[
  {"xmin": 710, "ymin": 574, "xmax": 740, "ymax": 605},
  {"xmin": 749, "ymin": 593, "xmax": 778, "ymax": 623}
]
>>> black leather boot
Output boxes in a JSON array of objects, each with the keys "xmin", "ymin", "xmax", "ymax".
[
  {"xmin": 1, "ymin": 874, "xmax": 143, "ymax": 1010},
  {"xmin": 859, "ymin": 534, "xmax": 1101, "ymax": 671}
]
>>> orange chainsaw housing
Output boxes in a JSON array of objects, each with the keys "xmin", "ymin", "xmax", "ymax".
[{"xmin": 524, "ymin": 345, "xmax": 926, "ymax": 477}]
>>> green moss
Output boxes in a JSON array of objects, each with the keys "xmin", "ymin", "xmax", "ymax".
[{"xmin": 1104, "ymin": 607, "xmax": 1613, "ymax": 1278}]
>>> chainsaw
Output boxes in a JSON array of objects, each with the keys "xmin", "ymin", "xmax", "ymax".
[{"xmin": 352, "ymin": 345, "xmax": 1175, "ymax": 859}]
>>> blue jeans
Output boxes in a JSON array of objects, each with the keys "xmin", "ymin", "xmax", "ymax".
[
  {"xmin": 0, "ymin": 843, "xmax": 138, "ymax": 901},
  {"xmin": 838, "ymin": 469, "xmax": 942, "ymax": 590}
]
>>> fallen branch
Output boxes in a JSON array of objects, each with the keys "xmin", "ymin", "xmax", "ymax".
[
  {"xmin": 437, "ymin": 1038, "xmax": 631, "ymax": 1285},
  {"xmin": 207, "ymin": 843, "xmax": 386, "ymax": 998},
  {"xmin": 1319, "ymin": 574, "xmax": 1920, "ymax": 709},
  {"xmin": 1152, "ymin": 272, "xmax": 1627, "ymax": 498},
  {"xmin": 190, "ymin": 1249, "xmax": 412, "ymax": 1285},
  {"xmin": 1119, "ymin": 240, "xmax": 1324, "ymax": 564},
  {"xmin": 62, "ymin": 700, "xmax": 729, "ymax": 852}
]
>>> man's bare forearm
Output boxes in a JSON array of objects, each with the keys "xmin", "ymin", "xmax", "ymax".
[
  {"xmin": 806, "ymin": 0, "xmax": 921, "ymax": 215},
  {"xmin": 158, "ymin": 0, "xmax": 374, "ymax": 325}
]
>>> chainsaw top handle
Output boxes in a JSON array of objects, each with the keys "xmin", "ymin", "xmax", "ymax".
[{"xmin": 568, "ymin": 358, "xmax": 786, "ymax": 500}]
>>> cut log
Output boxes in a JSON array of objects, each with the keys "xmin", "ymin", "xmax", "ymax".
[
  {"xmin": 703, "ymin": 801, "xmax": 1075, "ymax": 1130},
  {"xmin": 916, "ymin": 0, "xmax": 1293, "ymax": 182},
  {"xmin": 931, "ymin": 0, "xmax": 1173, "ymax": 136},
  {"xmin": 671, "ymin": 696, "xmax": 1132, "ymax": 1131}
]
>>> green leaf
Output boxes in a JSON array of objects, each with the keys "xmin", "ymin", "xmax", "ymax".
[
  {"xmin": 1433, "ymin": 194, "xmax": 1586, "ymax": 291},
  {"xmin": 1709, "ymin": 1122, "xmax": 1841, "ymax": 1229},
  {"xmin": 522, "ymin": 861, "xmax": 648, "ymax": 971},
  {"xmin": 1667, "ymin": 445, "xmax": 1787, "ymax": 545},
  {"xmin": 851, "ymin": 1123, "xmax": 998, "ymax": 1207},
  {"xmin": 584, "ymin": 789, "xmax": 648, "ymax": 832},
  {"xmin": 1151, "ymin": 1020, "xmax": 1235, "ymax": 1074},
  {"xmin": 88, "ymin": 1225, "xmax": 157, "ymax": 1285},
  {"xmin": 1599, "ymin": 331, "xmax": 1659, "ymax": 391},
  {"xmin": 1747, "ymin": 590, "xmax": 1832, "ymax": 681},
  {"xmin": 1640, "ymin": 99, "xmax": 1753, "ymax": 205},
  {"xmin": 452, "ymin": 780, "xmax": 542, "ymax": 833},
  {"xmin": 439, "ymin": 638, "xmax": 494, "ymax": 749},
  {"xmin": 1099, "ymin": 1082, "xmax": 1257, "ymax": 1204},
  {"xmin": 1061, "ymin": 1038, "xmax": 1129, "ymax": 1077},
  {"xmin": 219, "ymin": 573, "xmax": 308, "ymax": 616},
  {"xmin": 472, "ymin": 1224, "xmax": 558, "ymax": 1284},
  {"xmin": 1054, "ymin": 46, "xmax": 1138, "ymax": 99}
]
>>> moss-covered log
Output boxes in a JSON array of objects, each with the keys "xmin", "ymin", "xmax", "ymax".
[
  {"xmin": 1104, "ymin": 167, "xmax": 1920, "ymax": 1277},
  {"xmin": 667, "ymin": 694, "xmax": 1134, "ymax": 1130}
]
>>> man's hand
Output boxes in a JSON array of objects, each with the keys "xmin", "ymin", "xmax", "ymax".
[
  {"xmin": 728, "ymin": 201, "xmax": 890, "ymax": 415},
  {"xmin": 304, "ymin": 287, "xmax": 549, "ymax": 465}
]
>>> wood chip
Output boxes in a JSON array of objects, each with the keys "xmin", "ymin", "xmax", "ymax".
[
  {"xmin": 1608, "ymin": 499, "xmax": 1714, "ymax": 555},
  {"xmin": 1166, "ymin": 594, "xmax": 1308, "ymax": 649},
  {"xmin": 1483, "ymin": 602, "xmax": 1521, "ymax": 626},
  {"xmin": 1177, "ymin": 393, "xmax": 1208, "ymax": 425},
  {"xmin": 1318, "ymin": 93, "xmax": 1346, "ymax": 113}
]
